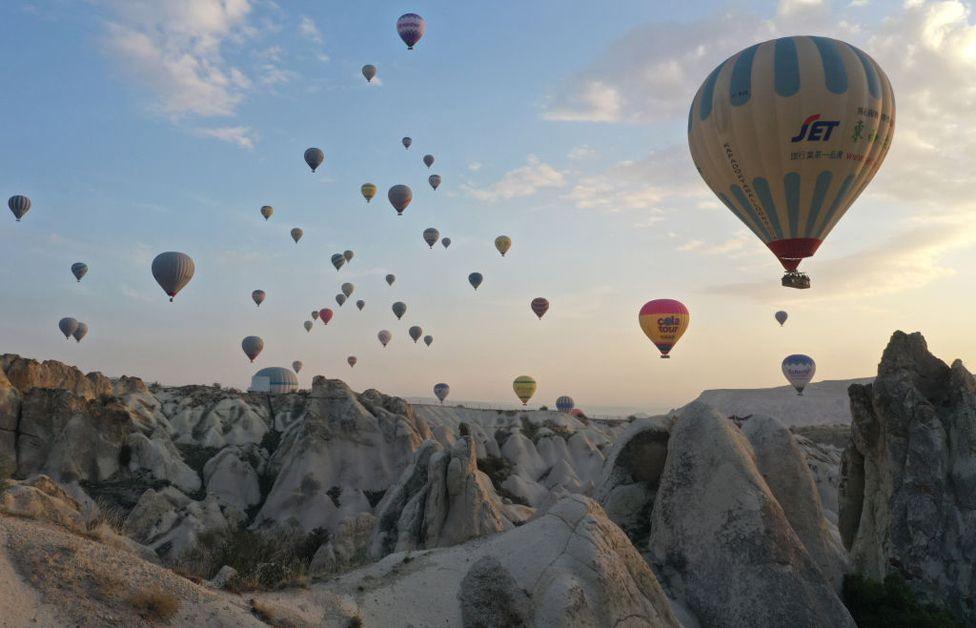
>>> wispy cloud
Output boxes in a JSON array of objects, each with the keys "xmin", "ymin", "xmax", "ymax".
[
  {"xmin": 194, "ymin": 125, "xmax": 256, "ymax": 149},
  {"xmin": 298, "ymin": 15, "xmax": 323, "ymax": 44},
  {"xmin": 463, "ymin": 155, "xmax": 565, "ymax": 202}
]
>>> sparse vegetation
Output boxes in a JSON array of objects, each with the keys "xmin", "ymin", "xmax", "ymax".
[
  {"xmin": 519, "ymin": 416, "xmax": 540, "ymax": 442},
  {"xmin": 364, "ymin": 489, "xmax": 386, "ymax": 508},
  {"xmin": 539, "ymin": 405, "xmax": 548, "ymax": 411},
  {"xmin": 542, "ymin": 420, "xmax": 573, "ymax": 441},
  {"xmin": 477, "ymin": 455, "xmax": 527, "ymax": 506},
  {"xmin": 842, "ymin": 573, "xmax": 958, "ymax": 628},
  {"xmin": 128, "ymin": 589, "xmax": 180, "ymax": 623},
  {"xmin": 327, "ymin": 486, "xmax": 342, "ymax": 507}
]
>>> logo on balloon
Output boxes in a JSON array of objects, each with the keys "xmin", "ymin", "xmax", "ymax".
[
  {"xmin": 790, "ymin": 114, "xmax": 840, "ymax": 142},
  {"xmin": 657, "ymin": 316, "xmax": 682, "ymax": 335}
]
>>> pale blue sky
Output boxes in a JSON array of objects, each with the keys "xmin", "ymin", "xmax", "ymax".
[{"xmin": 2, "ymin": 1, "xmax": 975, "ymax": 413}]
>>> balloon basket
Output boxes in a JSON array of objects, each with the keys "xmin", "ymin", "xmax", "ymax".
[{"xmin": 781, "ymin": 271, "xmax": 810, "ymax": 290}]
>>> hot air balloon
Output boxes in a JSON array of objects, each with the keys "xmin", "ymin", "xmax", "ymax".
[
  {"xmin": 468, "ymin": 272, "xmax": 483, "ymax": 290},
  {"xmin": 242, "ymin": 336, "xmax": 264, "ymax": 362},
  {"xmin": 361, "ymin": 183, "xmax": 377, "ymax": 203},
  {"xmin": 362, "ymin": 64, "xmax": 377, "ymax": 82},
  {"xmin": 442, "ymin": 237, "xmax": 451, "ymax": 249},
  {"xmin": 336, "ymin": 294, "xmax": 346, "ymax": 307},
  {"xmin": 423, "ymin": 227, "xmax": 440, "ymax": 248},
  {"xmin": 775, "ymin": 310, "xmax": 789, "ymax": 326},
  {"xmin": 402, "ymin": 137, "xmax": 413, "ymax": 150},
  {"xmin": 8, "ymin": 195, "xmax": 30, "ymax": 221},
  {"xmin": 388, "ymin": 185, "xmax": 413, "ymax": 215},
  {"xmin": 344, "ymin": 250, "xmax": 354, "ymax": 263},
  {"xmin": 71, "ymin": 263, "xmax": 88, "ymax": 282},
  {"xmin": 434, "ymin": 383, "xmax": 450, "ymax": 404},
  {"xmin": 409, "ymin": 326, "xmax": 423, "ymax": 343},
  {"xmin": 688, "ymin": 36, "xmax": 895, "ymax": 290},
  {"xmin": 494, "ymin": 236, "xmax": 511, "ymax": 257},
  {"xmin": 386, "ymin": 274, "xmax": 396, "ymax": 286},
  {"xmin": 291, "ymin": 228, "xmax": 303, "ymax": 243},
  {"xmin": 58, "ymin": 317, "xmax": 78, "ymax": 340},
  {"xmin": 341, "ymin": 283, "xmax": 354, "ymax": 297},
  {"xmin": 292, "ymin": 361, "xmax": 303, "ymax": 373},
  {"xmin": 513, "ymin": 376, "xmax": 537, "ymax": 406},
  {"xmin": 555, "ymin": 396, "xmax": 574, "ymax": 412},
  {"xmin": 250, "ymin": 367, "xmax": 298, "ymax": 394},
  {"xmin": 423, "ymin": 335, "xmax": 433, "ymax": 347},
  {"xmin": 429, "ymin": 174, "xmax": 441, "ymax": 190},
  {"xmin": 319, "ymin": 308, "xmax": 334, "ymax": 325},
  {"xmin": 638, "ymin": 299, "xmax": 690, "ymax": 358},
  {"xmin": 72, "ymin": 322, "xmax": 88, "ymax": 343},
  {"xmin": 304, "ymin": 147, "xmax": 324, "ymax": 172},
  {"xmin": 396, "ymin": 13, "xmax": 425, "ymax": 50},
  {"xmin": 252, "ymin": 290, "xmax": 266, "ymax": 307},
  {"xmin": 304, "ymin": 320, "xmax": 313, "ymax": 332},
  {"xmin": 392, "ymin": 302, "xmax": 407, "ymax": 320},
  {"xmin": 312, "ymin": 310, "xmax": 320, "ymax": 320},
  {"xmin": 356, "ymin": 299, "xmax": 365, "ymax": 311},
  {"xmin": 531, "ymin": 297, "xmax": 549, "ymax": 320},
  {"xmin": 331, "ymin": 254, "xmax": 345, "ymax": 271},
  {"xmin": 782, "ymin": 354, "xmax": 816, "ymax": 395},
  {"xmin": 260, "ymin": 205, "xmax": 273, "ymax": 220},
  {"xmin": 423, "ymin": 154, "xmax": 434, "ymax": 168},
  {"xmin": 151, "ymin": 252, "xmax": 195, "ymax": 301},
  {"xmin": 378, "ymin": 330, "xmax": 392, "ymax": 347},
  {"xmin": 348, "ymin": 356, "xmax": 358, "ymax": 368}
]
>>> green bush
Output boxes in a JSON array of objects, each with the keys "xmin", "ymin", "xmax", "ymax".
[{"xmin": 842, "ymin": 573, "xmax": 958, "ymax": 628}]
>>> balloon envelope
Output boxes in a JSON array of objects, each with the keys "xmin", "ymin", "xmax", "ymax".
[
  {"xmin": 775, "ymin": 310, "xmax": 789, "ymax": 326},
  {"xmin": 378, "ymin": 330, "xmax": 392, "ymax": 347},
  {"xmin": 423, "ymin": 335, "xmax": 433, "ymax": 347},
  {"xmin": 468, "ymin": 272, "xmax": 483, "ymax": 290},
  {"xmin": 441, "ymin": 237, "xmax": 451, "ymax": 249},
  {"xmin": 688, "ymin": 36, "xmax": 895, "ymax": 278},
  {"xmin": 362, "ymin": 64, "xmax": 377, "ymax": 82},
  {"xmin": 494, "ymin": 236, "xmax": 511, "ymax": 257},
  {"xmin": 8, "ymin": 195, "xmax": 30, "ymax": 221},
  {"xmin": 782, "ymin": 354, "xmax": 816, "ymax": 394},
  {"xmin": 304, "ymin": 320, "xmax": 313, "ymax": 332},
  {"xmin": 348, "ymin": 356, "xmax": 358, "ymax": 367},
  {"xmin": 331, "ymin": 254, "xmax": 345, "ymax": 271},
  {"xmin": 434, "ymin": 383, "xmax": 450, "ymax": 403},
  {"xmin": 423, "ymin": 154, "xmax": 434, "ymax": 168},
  {"xmin": 388, "ymin": 185, "xmax": 413, "ymax": 215},
  {"xmin": 409, "ymin": 326, "xmax": 423, "ymax": 342},
  {"xmin": 58, "ymin": 317, "xmax": 78, "ymax": 340},
  {"xmin": 242, "ymin": 336, "xmax": 264, "ymax": 362},
  {"xmin": 531, "ymin": 297, "xmax": 549, "ymax": 320},
  {"xmin": 260, "ymin": 205, "xmax": 273, "ymax": 220},
  {"xmin": 292, "ymin": 361, "xmax": 302, "ymax": 373},
  {"xmin": 151, "ymin": 252, "xmax": 195, "ymax": 301},
  {"xmin": 252, "ymin": 290, "xmax": 266, "ymax": 307},
  {"xmin": 402, "ymin": 137, "xmax": 412, "ymax": 149},
  {"xmin": 336, "ymin": 294, "xmax": 346, "ymax": 306},
  {"xmin": 344, "ymin": 250, "xmax": 354, "ymax": 263},
  {"xmin": 341, "ymin": 283, "xmax": 354, "ymax": 297},
  {"xmin": 385, "ymin": 274, "xmax": 396, "ymax": 286},
  {"xmin": 251, "ymin": 367, "xmax": 298, "ymax": 394},
  {"xmin": 312, "ymin": 310, "xmax": 319, "ymax": 320},
  {"xmin": 71, "ymin": 263, "xmax": 88, "ymax": 282},
  {"xmin": 638, "ymin": 299, "xmax": 690, "ymax": 358},
  {"xmin": 319, "ymin": 308, "xmax": 334, "ymax": 325},
  {"xmin": 429, "ymin": 174, "xmax": 441, "ymax": 190},
  {"xmin": 556, "ymin": 396, "xmax": 574, "ymax": 412},
  {"xmin": 356, "ymin": 299, "xmax": 365, "ymax": 311},
  {"xmin": 361, "ymin": 183, "xmax": 377, "ymax": 202},
  {"xmin": 291, "ymin": 228, "xmax": 303, "ymax": 243},
  {"xmin": 304, "ymin": 147, "xmax": 324, "ymax": 172},
  {"xmin": 392, "ymin": 302, "xmax": 407, "ymax": 320},
  {"xmin": 72, "ymin": 322, "xmax": 88, "ymax": 343},
  {"xmin": 513, "ymin": 376, "xmax": 537, "ymax": 406},
  {"xmin": 423, "ymin": 227, "xmax": 440, "ymax": 248},
  {"xmin": 396, "ymin": 13, "xmax": 426, "ymax": 49}
]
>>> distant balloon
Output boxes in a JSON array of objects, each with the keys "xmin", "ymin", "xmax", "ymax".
[
  {"xmin": 434, "ymin": 383, "xmax": 450, "ymax": 403},
  {"xmin": 556, "ymin": 396, "xmax": 574, "ymax": 412},
  {"xmin": 8, "ymin": 195, "xmax": 30, "ymax": 221},
  {"xmin": 423, "ymin": 227, "xmax": 440, "ymax": 248},
  {"xmin": 441, "ymin": 237, "xmax": 451, "ymax": 249},
  {"xmin": 348, "ymin": 356, "xmax": 358, "ymax": 368},
  {"xmin": 319, "ymin": 308, "xmax": 334, "ymax": 325},
  {"xmin": 638, "ymin": 299, "xmax": 690, "ymax": 359},
  {"xmin": 513, "ymin": 376, "xmax": 537, "ymax": 406},
  {"xmin": 362, "ymin": 64, "xmax": 377, "ymax": 82},
  {"xmin": 252, "ymin": 290, "xmax": 266, "ymax": 307},
  {"xmin": 385, "ymin": 274, "xmax": 396, "ymax": 286},
  {"xmin": 429, "ymin": 174, "xmax": 441, "ymax": 190},
  {"xmin": 304, "ymin": 320, "xmax": 313, "ymax": 332},
  {"xmin": 468, "ymin": 272, "xmax": 483, "ymax": 290},
  {"xmin": 409, "ymin": 325, "xmax": 423, "ymax": 343},
  {"xmin": 251, "ymin": 367, "xmax": 298, "ymax": 395},
  {"xmin": 242, "ymin": 336, "xmax": 264, "ymax": 363},
  {"xmin": 494, "ymin": 236, "xmax": 511, "ymax": 257},
  {"xmin": 344, "ymin": 250, "xmax": 354, "ymax": 263},
  {"xmin": 570, "ymin": 409, "xmax": 585, "ymax": 418},
  {"xmin": 71, "ymin": 263, "xmax": 88, "ymax": 283},
  {"xmin": 58, "ymin": 317, "xmax": 78, "ymax": 340},
  {"xmin": 775, "ymin": 310, "xmax": 789, "ymax": 326},
  {"xmin": 423, "ymin": 334, "xmax": 433, "ymax": 347},
  {"xmin": 151, "ymin": 252, "xmax": 195, "ymax": 301},
  {"xmin": 396, "ymin": 13, "xmax": 426, "ymax": 50},
  {"xmin": 331, "ymin": 254, "xmax": 345, "ymax": 271},
  {"xmin": 378, "ymin": 330, "xmax": 392, "ymax": 347},
  {"xmin": 291, "ymin": 228, "xmax": 303, "ymax": 243},
  {"xmin": 530, "ymin": 297, "xmax": 549, "ymax": 320},
  {"xmin": 423, "ymin": 154, "xmax": 434, "ymax": 168},
  {"xmin": 292, "ymin": 361, "xmax": 303, "ymax": 373},
  {"xmin": 361, "ymin": 183, "xmax": 377, "ymax": 203},
  {"xmin": 72, "ymin": 322, "xmax": 88, "ymax": 343},
  {"xmin": 336, "ymin": 294, "xmax": 346, "ymax": 307},
  {"xmin": 356, "ymin": 299, "xmax": 365, "ymax": 311},
  {"xmin": 304, "ymin": 147, "xmax": 324, "ymax": 172},
  {"xmin": 388, "ymin": 184, "xmax": 413, "ymax": 215},
  {"xmin": 341, "ymin": 283, "xmax": 354, "ymax": 298},
  {"xmin": 402, "ymin": 137, "xmax": 413, "ymax": 149},
  {"xmin": 311, "ymin": 310, "xmax": 319, "ymax": 320},
  {"xmin": 392, "ymin": 301, "xmax": 407, "ymax": 320},
  {"xmin": 260, "ymin": 205, "xmax": 273, "ymax": 221},
  {"xmin": 783, "ymin": 354, "xmax": 816, "ymax": 395}
]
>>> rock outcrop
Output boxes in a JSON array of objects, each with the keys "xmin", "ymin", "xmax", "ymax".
[{"xmin": 840, "ymin": 331, "xmax": 976, "ymax": 624}]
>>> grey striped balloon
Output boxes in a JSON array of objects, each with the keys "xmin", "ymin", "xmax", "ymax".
[
  {"xmin": 8, "ymin": 195, "xmax": 30, "ymax": 221},
  {"xmin": 58, "ymin": 317, "xmax": 79, "ymax": 340},
  {"xmin": 242, "ymin": 336, "xmax": 264, "ymax": 362},
  {"xmin": 151, "ymin": 252, "xmax": 195, "ymax": 301},
  {"xmin": 72, "ymin": 322, "xmax": 88, "ymax": 343}
]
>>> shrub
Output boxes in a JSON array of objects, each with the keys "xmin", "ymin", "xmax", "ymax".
[
  {"xmin": 842, "ymin": 573, "xmax": 958, "ymax": 628},
  {"xmin": 128, "ymin": 589, "xmax": 180, "ymax": 623},
  {"xmin": 519, "ymin": 416, "xmax": 540, "ymax": 442},
  {"xmin": 539, "ymin": 405, "xmax": 548, "ymax": 411}
]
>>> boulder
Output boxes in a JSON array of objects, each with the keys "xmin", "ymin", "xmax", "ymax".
[
  {"xmin": 0, "ymin": 354, "xmax": 112, "ymax": 400},
  {"xmin": 124, "ymin": 487, "xmax": 239, "ymax": 560},
  {"xmin": 0, "ymin": 475, "xmax": 86, "ymax": 531}
]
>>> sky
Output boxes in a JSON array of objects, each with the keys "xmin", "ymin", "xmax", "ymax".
[{"xmin": 1, "ymin": 0, "xmax": 975, "ymax": 414}]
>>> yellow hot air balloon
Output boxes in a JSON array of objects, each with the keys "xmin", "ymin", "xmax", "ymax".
[
  {"xmin": 513, "ymin": 375, "xmax": 537, "ymax": 406},
  {"xmin": 494, "ymin": 235, "xmax": 512, "ymax": 257},
  {"xmin": 688, "ymin": 36, "xmax": 894, "ymax": 289},
  {"xmin": 361, "ymin": 183, "xmax": 377, "ymax": 203}
]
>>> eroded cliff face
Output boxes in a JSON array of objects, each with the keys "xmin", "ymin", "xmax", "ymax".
[{"xmin": 840, "ymin": 331, "xmax": 976, "ymax": 624}]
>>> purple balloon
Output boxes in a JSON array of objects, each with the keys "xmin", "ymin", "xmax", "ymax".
[{"xmin": 396, "ymin": 13, "xmax": 425, "ymax": 50}]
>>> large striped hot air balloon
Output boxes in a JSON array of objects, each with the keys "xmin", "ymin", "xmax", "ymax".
[
  {"xmin": 241, "ymin": 336, "xmax": 264, "ymax": 362},
  {"xmin": 319, "ymin": 308, "xmax": 334, "ymax": 325},
  {"xmin": 555, "ymin": 396, "xmax": 574, "ymax": 412},
  {"xmin": 530, "ymin": 298, "xmax": 549, "ymax": 320},
  {"xmin": 688, "ymin": 36, "xmax": 895, "ymax": 289},
  {"xmin": 7, "ymin": 195, "xmax": 30, "ymax": 221},
  {"xmin": 250, "ymin": 367, "xmax": 298, "ymax": 394},
  {"xmin": 361, "ymin": 183, "xmax": 377, "ymax": 203},
  {"xmin": 388, "ymin": 185, "xmax": 413, "ymax": 215},
  {"xmin": 378, "ymin": 330, "xmax": 392, "ymax": 347},
  {"xmin": 782, "ymin": 354, "xmax": 816, "ymax": 395},
  {"xmin": 58, "ymin": 317, "xmax": 79, "ymax": 340},
  {"xmin": 396, "ymin": 13, "xmax": 425, "ymax": 50},
  {"xmin": 423, "ymin": 227, "xmax": 440, "ymax": 248},
  {"xmin": 331, "ymin": 254, "xmax": 345, "ymax": 271},
  {"xmin": 513, "ymin": 376, "xmax": 537, "ymax": 406},
  {"xmin": 638, "ymin": 299, "xmax": 690, "ymax": 358},
  {"xmin": 151, "ymin": 252, "xmax": 195, "ymax": 301},
  {"xmin": 71, "ymin": 263, "xmax": 88, "ymax": 282},
  {"xmin": 304, "ymin": 147, "xmax": 324, "ymax": 172},
  {"xmin": 434, "ymin": 383, "xmax": 450, "ymax": 404}
]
